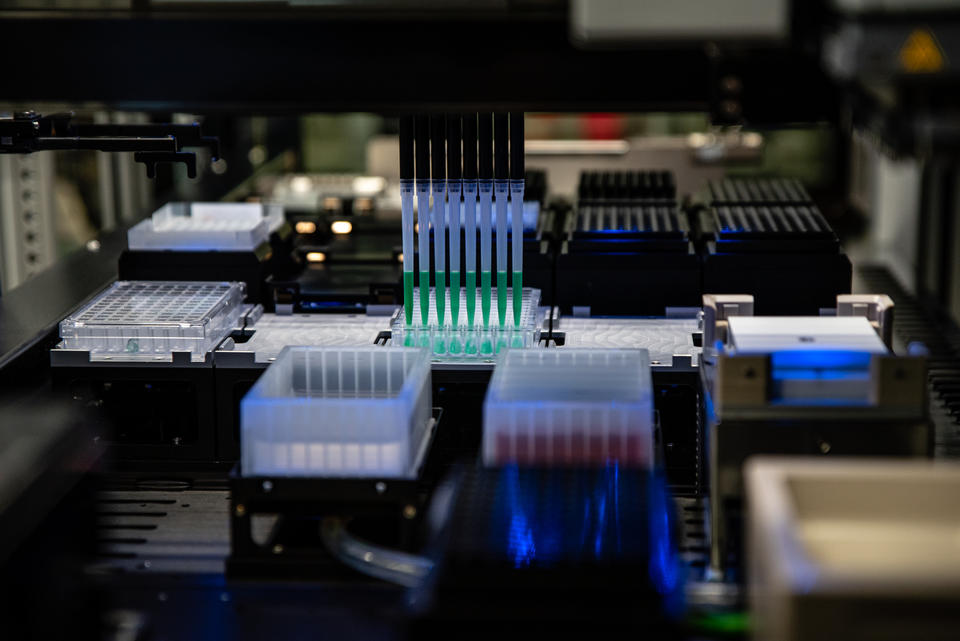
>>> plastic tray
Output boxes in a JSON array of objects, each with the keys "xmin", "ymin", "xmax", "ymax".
[
  {"xmin": 127, "ymin": 202, "xmax": 281, "ymax": 251},
  {"xmin": 241, "ymin": 346, "xmax": 432, "ymax": 478},
  {"xmin": 483, "ymin": 348, "xmax": 654, "ymax": 467}
]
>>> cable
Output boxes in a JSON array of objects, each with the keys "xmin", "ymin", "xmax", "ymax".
[{"xmin": 319, "ymin": 516, "xmax": 433, "ymax": 588}]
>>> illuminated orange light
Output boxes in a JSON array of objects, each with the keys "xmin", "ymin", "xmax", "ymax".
[{"xmin": 331, "ymin": 220, "xmax": 353, "ymax": 235}]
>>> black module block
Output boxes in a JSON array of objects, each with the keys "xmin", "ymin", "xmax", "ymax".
[
  {"xmin": 51, "ymin": 355, "xmax": 220, "ymax": 462},
  {"xmin": 555, "ymin": 170, "xmax": 699, "ymax": 315},
  {"xmin": 411, "ymin": 465, "xmax": 683, "ymax": 634},
  {"xmin": 119, "ymin": 243, "xmax": 274, "ymax": 308},
  {"xmin": 701, "ymin": 182, "xmax": 852, "ymax": 315}
]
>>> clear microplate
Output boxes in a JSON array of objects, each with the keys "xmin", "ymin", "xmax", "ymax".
[
  {"xmin": 59, "ymin": 281, "xmax": 245, "ymax": 362},
  {"xmin": 218, "ymin": 313, "xmax": 392, "ymax": 365},
  {"xmin": 483, "ymin": 348, "xmax": 654, "ymax": 467},
  {"xmin": 127, "ymin": 202, "xmax": 281, "ymax": 251},
  {"xmin": 561, "ymin": 317, "xmax": 701, "ymax": 368},
  {"xmin": 241, "ymin": 346, "xmax": 433, "ymax": 478},
  {"xmin": 391, "ymin": 287, "xmax": 542, "ymax": 360}
]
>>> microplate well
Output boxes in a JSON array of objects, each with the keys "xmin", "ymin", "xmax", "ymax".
[{"xmin": 59, "ymin": 281, "xmax": 245, "ymax": 362}]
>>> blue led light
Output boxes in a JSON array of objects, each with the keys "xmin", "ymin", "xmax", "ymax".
[{"xmin": 771, "ymin": 350, "xmax": 873, "ymax": 371}]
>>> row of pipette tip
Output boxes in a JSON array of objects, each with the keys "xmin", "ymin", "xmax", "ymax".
[{"xmin": 399, "ymin": 112, "xmax": 525, "ymax": 331}]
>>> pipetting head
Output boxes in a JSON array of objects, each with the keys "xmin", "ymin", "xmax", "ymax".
[
  {"xmin": 462, "ymin": 114, "xmax": 477, "ymax": 181},
  {"xmin": 415, "ymin": 115, "xmax": 430, "ymax": 183},
  {"xmin": 494, "ymin": 113, "xmax": 508, "ymax": 181},
  {"xmin": 430, "ymin": 114, "xmax": 445, "ymax": 183},
  {"xmin": 478, "ymin": 113, "xmax": 493, "ymax": 180},
  {"xmin": 399, "ymin": 116, "xmax": 414, "ymax": 181},
  {"xmin": 509, "ymin": 112, "xmax": 524, "ymax": 180},
  {"xmin": 446, "ymin": 115, "xmax": 461, "ymax": 182}
]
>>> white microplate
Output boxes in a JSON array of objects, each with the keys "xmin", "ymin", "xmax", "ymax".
[
  {"xmin": 561, "ymin": 317, "xmax": 700, "ymax": 367},
  {"xmin": 59, "ymin": 281, "xmax": 245, "ymax": 362},
  {"xmin": 391, "ymin": 287, "xmax": 542, "ymax": 360},
  {"xmin": 127, "ymin": 202, "xmax": 281, "ymax": 251},
  {"xmin": 483, "ymin": 348, "xmax": 654, "ymax": 467},
  {"xmin": 241, "ymin": 346, "xmax": 432, "ymax": 478},
  {"xmin": 727, "ymin": 316, "xmax": 887, "ymax": 354}
]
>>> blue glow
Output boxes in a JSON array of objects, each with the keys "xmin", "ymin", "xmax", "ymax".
[
  {"xmin": 647, "ymin": 473, "xmax": 683, "ymax": 614},
  {"xmin": 770, "ymin": 350, "xmax": 873, "ymax": 371},
  {"xmin": 485, "ymin": 464, "xmax": 683, "ymax": 614},
  {"xmin": 504, "ymin": 466, "xmax": 537, "ymax": 568},
  {"xmin": 301, "ymin": 301, "xmax": 365, "ymax": 310},
  {"xmin": 771, "ymin": 368, "xmax": 868, "ymax": 381}
]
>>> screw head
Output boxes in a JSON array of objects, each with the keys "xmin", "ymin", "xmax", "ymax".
[
  {"xmin": 403, "ymin": 505, "xmax": 417, "ymax": 520},
  {"xmin": 819, "ymin": 440, "xmax": 832, "ymax": 454},
  {"xmin": 375, "ymin": 481, "xmax": 387, "ymax": 495},
  {"xmin": 721, "ymin": 75, "xmax": 742, "ymax": 94},
  {"xmin": 234, "ymin": 504, "xmax": 246, "ymax": 517},
  {"xmin": 262, "ymin": 480, "xmax": 273, "ymax": 492},
  {"xmin": 272, "ymin": 544, "xmax": 284, "ymax": 555},
  {"xmin": 721, "ymin": 100, "xmax": 741, "ymax": 117}
]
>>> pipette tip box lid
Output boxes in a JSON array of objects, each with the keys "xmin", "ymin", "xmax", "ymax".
[
  {"xmin": 127, "ymin": 202, "xmax": 282, "ymax": 251},
  {"xmin": 58, "ymin": 280, "xmax": 246, "ymax": 362},
  {"xmin": 391, "ymin": 287, "xmax": 543, "ymax": 360},
  {"xmin": 240, "ymin": 346, "xmax": 433, "ymax": 479},
  {"xmin": 483, "ymin": 348, "xmax": 654, "ymax": 467}
]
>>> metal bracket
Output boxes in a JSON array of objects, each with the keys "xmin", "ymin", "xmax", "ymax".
[
  {"xmin": 703, "ymin": 294, "xmax": 754, "ymax": 353},
  {"xmin": 837, "ymin": 294, "xmax": 894, "ymax": 349},
  {"xmin": 134, "ymin": 151, "xmax": 197, "ymax": 179}
]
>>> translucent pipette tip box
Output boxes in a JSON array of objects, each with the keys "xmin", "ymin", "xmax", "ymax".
[
  {"xmin": 390, "ymin": 287, "xmax": 542, "ymax": 360},
  {"xmin": 241, "ymin": 346, "xmax": 433, "ymax": 478},
  {"xmin": 127, "ymin": 202, "xmax": 281, "ymax": 251},
  {"xmin": 483, "ymin": 348, "xmax": 654, "ymax": 467},
  {"xmin": 59, "ymin": 280, "xmax": 246, "ymax": 362}
]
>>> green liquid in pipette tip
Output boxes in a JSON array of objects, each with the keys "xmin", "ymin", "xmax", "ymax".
[
  {"xmin": 419, "ymin": 271, "xmax": 430, "ymax": 326},
  {"xmin": 481, "ymin": 271, "xmax": 492, "ymax": 328},
  {"xmin": 465, "ymin": 270, "xmax": 477, "ymax": 326},
  {"xmin": 403, "ymin": 272, "xmax": 414, "ymax": 326},
  {"xmin": 435, "ymin": 270, "xmax": 446, "ymax": 327},
  {"xmin": 450, "ymin": 271, "xmax": 460, "ymax": 328},
  {"xmin": 497, "ymin": 270, "xmax": 507, "ymax": 327},
  {"xmin": 512, "ymin": 270, "xmax": 523, "ymax": 326}
]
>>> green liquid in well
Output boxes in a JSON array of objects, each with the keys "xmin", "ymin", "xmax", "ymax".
[
  {"xmin": 512, "ymin": 270, "xmax": 523, "ymax": 326},
  {"xmin": 450, "ymin": 271, "xmax": 460, "ymax": 328},
  {"xmin": 403, "ymin": 272, "xmax": 414, "ymax": 326},
  {"xmin": 419, "ymin": 271, "xmax": 430, "ymax": 326},
  {"xmin": 465, "ymin": 270, "xmax": 476, "ymax": 327},
  {"xmin": 435, "ymin": 270, "xmax": 446, "ymax": 327},
  {"xmin": 497, "ymin": 270, "xmax": 507, "ymax": 326},
  {"xmin": 481, "ymin": 271, "xmax": 492, "ymax": 328}
]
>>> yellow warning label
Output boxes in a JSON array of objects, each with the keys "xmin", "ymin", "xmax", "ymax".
[{"xmin": 899, "ymin": 29, "xmax": 945, "ymax": 73}]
